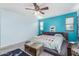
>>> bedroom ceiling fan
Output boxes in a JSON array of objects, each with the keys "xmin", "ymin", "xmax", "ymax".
[{"xmin": 25, "ymin": 3, "xmax": 49, "ymax": 15}]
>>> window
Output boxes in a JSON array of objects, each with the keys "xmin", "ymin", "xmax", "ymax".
[
  {"xmin": 66, "ymin": 17, "xmax": 74, "ymax": 31},
  {"xmin": 40, "ymin": 21, "xmax": 43, "ymax": 31}
]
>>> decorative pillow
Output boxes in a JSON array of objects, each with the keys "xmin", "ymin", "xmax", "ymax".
[{"xmin": 55, "ymin": 34, "xmax": 63, "ymax": 37}]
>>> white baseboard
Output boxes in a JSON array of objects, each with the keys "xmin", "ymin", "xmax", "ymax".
[{"xmin": 0, "ymin": 40, "xmax": 27, "ymax": 50}]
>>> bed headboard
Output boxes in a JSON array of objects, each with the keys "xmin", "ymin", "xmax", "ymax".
[{"xmin": 43, "ymin": 32, "xmax": 68, "ymax": 41}]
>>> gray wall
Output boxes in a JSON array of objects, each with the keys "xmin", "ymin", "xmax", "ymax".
[{"xmin": 0, "ymin": 9, "xmax": 38, "ymax": 48}]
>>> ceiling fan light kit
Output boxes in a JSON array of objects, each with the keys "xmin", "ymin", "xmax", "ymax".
[{"xmin": 34, "ymin": 11, "xmax": 43, "ymax": 19}]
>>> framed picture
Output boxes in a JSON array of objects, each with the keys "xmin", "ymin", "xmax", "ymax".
[
  {"xmin": 50, "ymin": 26, "xmax": 56, "ymax": 32},
  {"xmin": 66, "ymin": 17, "xmax": 74, "ymax": 31}
]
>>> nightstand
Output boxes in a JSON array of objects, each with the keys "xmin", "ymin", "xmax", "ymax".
[
  {"xmin": 72, "ymin": 44, "xmax": 79, "ymax": 56},
  {"xmin": 67, "ymin": 42, "xmax": 77, "ymax": 56}
]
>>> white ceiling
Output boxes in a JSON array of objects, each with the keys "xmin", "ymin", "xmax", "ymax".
[{"xmin": 0, "ymin": 3, "xmax": 79, "ymax": 19}]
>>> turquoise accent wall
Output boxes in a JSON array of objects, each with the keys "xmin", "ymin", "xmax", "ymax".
[{"xmin": 39, "ymin": 12, "xmax": 78, "ymax": 42}]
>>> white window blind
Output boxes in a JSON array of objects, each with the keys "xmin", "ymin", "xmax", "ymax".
[{"xmin": 66, "ymin": 17, "xmax": 74, "ymax": 31}]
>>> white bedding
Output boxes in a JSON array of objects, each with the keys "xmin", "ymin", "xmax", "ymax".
[{"xmin": 31, "ymin": 34, "xmax": 64, "ymax": 53}]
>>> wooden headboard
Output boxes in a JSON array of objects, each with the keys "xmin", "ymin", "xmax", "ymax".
[{"xmin": 43, "ymin": 32, "xmax": 68, "ymax": 41}]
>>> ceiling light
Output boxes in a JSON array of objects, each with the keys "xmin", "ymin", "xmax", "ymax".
[{"xmin": 34, "ymin": 11, "xmax": 43, "ymax": 19}]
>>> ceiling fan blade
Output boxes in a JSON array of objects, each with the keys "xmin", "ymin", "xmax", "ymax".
[
  {"xmin": 33, "ymin": 3, "xmax": 39, "ymax": 10},
  {"xmin": 25, "ymin": 8, "xmax": 35, "ymax": 10},
  {"xmin": 40, "ymin": 7, "xmax": 49, "ymax": 10},
  {"xmin": 39, "ymin": 11, "xmax": 45, "ymax": 14}
]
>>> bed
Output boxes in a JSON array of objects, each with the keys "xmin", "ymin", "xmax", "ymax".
[
  {"xmin": 43, "ymin": 32, "xmax": 68, "ymax": 56},
  {"xmin": 31, "ymin": 32, "xmax": 68, "ymax": 56}
]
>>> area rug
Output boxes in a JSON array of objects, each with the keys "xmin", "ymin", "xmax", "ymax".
[{"xmin": 0, "ymin": 49, "xmax": 30, "ymax": 56}]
